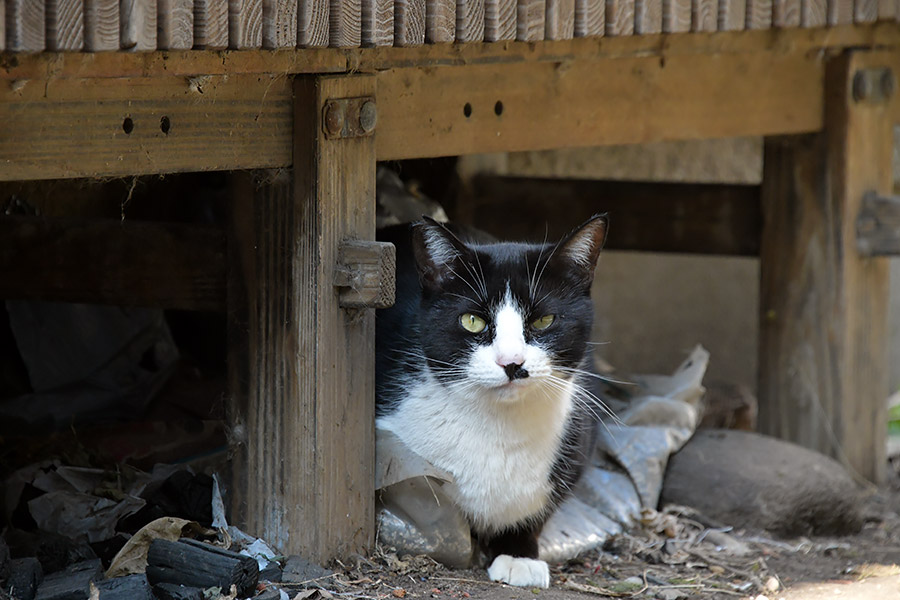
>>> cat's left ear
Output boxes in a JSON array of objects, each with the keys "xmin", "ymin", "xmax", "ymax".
[
  {"xmin": 411, "ymin": 217, "xmax": 474, "ymax": 291},
  {"xmin": 554, "ymin": 214, "xmax": 608, "ymax": 286}
]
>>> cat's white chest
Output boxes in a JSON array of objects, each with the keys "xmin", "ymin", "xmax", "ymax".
[{"xmin": 378, "ymin": 375, "xmax": 574, "ymax": 533}]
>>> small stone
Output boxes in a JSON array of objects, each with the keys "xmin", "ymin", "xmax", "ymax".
[
  {"xmin": 709, "ymin": 566, "xmax": 726, "ymax": 575},
  {"xmin": 393, "ymin": 589, "xmax": 406, "ymax": 598},
  {"xmin": 764, "ymin": 576, "xmax": 779, "ymax": 592}
]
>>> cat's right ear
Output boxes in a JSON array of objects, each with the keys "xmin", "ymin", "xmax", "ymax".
[{"xmin": 411, "ymin": 218, "xmax": 471, "ymax": 290}]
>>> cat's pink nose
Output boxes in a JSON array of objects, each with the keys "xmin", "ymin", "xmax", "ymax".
[{"xmin": 496, "ymin": 354, "xmax": 524, "ymax": 367}]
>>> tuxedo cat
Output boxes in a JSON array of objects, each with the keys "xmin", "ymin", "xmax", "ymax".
[{"xmin": 375, "ymin": 216, "xmax": 608, "ymax": 588}]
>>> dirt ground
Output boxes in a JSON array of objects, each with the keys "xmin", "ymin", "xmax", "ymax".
[{"xmin": 294, "ymin": 473, "xmax": 900, "ymax": 600}]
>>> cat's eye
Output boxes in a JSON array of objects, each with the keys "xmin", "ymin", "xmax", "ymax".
[
  {"xmin": 460, "ymin": 313, "xmax": 487, "ymax": 334},
  {"xmin": 531, "ymin": 315, "xmax": 555, "ymax": 330}
]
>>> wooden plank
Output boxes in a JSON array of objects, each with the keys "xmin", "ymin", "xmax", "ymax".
[
  {"xmin": 662, "ymin": 0, "xmax": 691, "ymax": 31},
  {"xmin": 484, "ymin": 0, "xmax": 516, "ymax": 40},
  {"xmin": 857, "ymin": 193, "xmax": 900, "ymax": 256},
  {"xmin": 47, "ymin": 0, "xmax": 84, "ymax": 50},
  {"xmin": 84, "ymin": 0, "xmax": 119, "ymax": 50},
  {"xmin": 774, "ymin": 0, "xmax": 801, "ymax": 25},
  {"xmin": 827, "ymin": 0, "xmax": 852, "ymax": 22},
  {"xmin": 518, "ymin": 0, "xmax": 546, "ymax": 39},
  {"xmin": 456, "ymin": 0, "xmax": 485, "ymax": 41},
  {"xmin": 606, "ymin": 0, "xmax": 634, "ymax": 34},
  {"xmin": 0, "ymin": 74, "xmax": 292, "ymax": 181},
  {"xmin": 361, "ymin": 0, "xmax": 393, "ymax": 44},
  {"xmin": 718, "ymin": 0, "xmax": 746, "ymax": 29},
  {"xmin": 877, "ymin": 0, "xmax": 895, "ymax": 19},
  {"xmin": 427, "ymin": 0, "xmax": 456, "ymax": 42},
  {"xmin": 0, "ymin": 215, "xmax": 225, "ymax": 311},
  {"xmin": 0, "ymin": 6, "xmax": 4, "ymax": 50},
  {"xmin": 228, "ymin": 0, "xmax": 263, "ymax": 47},
  {"xmin": 194, "ymin": 0, "xmax": 229, "ymax": 48},
  {"xmin": 855, "ymin": 0, "xmax": 878, "ymax": 20},
  {"xmin": 376, "ymin": 51, "xmax": 824, "ymax": 160},
  {"xmin": 330, "ymin": 0, "xmax": 360, "ymax": 46},
  {"xmin": 692, "ymin": 0, "xmax": 717, "ymax": 29},
  {"xmin": 635, "ymin": 0, "xmax": 662, "ymax": 32},
  {"xmin": 158, "ymin": 0, "xmax": 194, "ymax": 49},
  {"xmin": 227, "ymin": 74, "xmax": 376, "ymax": 562},
  {"xmin": 746, "ymin": 0, "xmax": 772, "ymax": 27},
  {"xmin": 801, "ymin": 0, "xmax": 826, "ymax": 25},
  {"xmin": 120, "ymin": 0, "xmax": 157, "ymax": 50},
  {"xmin": 546, "ymin": 0, "xmax": 575, "ymax": 38},
  {"xmin": 463, "ymin": 176, "xmax": 762, "ymax": 255},
  {"xmin": 394, "ymin": 0, "xmax": 425, "ymax": 44},
  {"xmin": 262, "ymin": 0, "xmax": 297, "ymax": 47},
  {"xmin": 299, "ymin": 0, "xmax": 329, "ymax": 44},
  {"xmin": 6, "ymin": 0, "xmax": 45, "ymax": 51},
  {"xmin": 758, "ymin": 51, "xmax": 894, "ymax": 484}
]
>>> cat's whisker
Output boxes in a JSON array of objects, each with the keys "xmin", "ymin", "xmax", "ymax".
[{"xmin": 555, "ymin": 366, "xmax": 636, "ymax": 387}]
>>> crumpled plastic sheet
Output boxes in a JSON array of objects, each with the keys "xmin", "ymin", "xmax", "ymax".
[{"xmin": 375, "ymin": 346, "xmax": 709, "ymax": 567}]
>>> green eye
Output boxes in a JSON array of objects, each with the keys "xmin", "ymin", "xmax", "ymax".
[
  {"xmin": 460, "ymin": 313, "xmax": 487, "ymax": 333},
  {"xmin": 531, "ymin": 315, "xmax": 555, "ymax": 330}
]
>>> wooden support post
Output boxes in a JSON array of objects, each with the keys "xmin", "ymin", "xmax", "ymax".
[
  {"xmin": 759, "ymin": 51, "xmax": 894, "ymax": 483},
  {"xmin": 227, "ymin": 74, "xmax": 377, "ymax": 562}
]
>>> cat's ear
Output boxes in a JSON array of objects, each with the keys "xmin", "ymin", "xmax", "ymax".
[
  {"xmin": 411, "ymin": 217, "xmax": 473, "ymax": 290},
  {"xmin": 554, "ymin": 214, "xmax": 608, "ymax": 286}
]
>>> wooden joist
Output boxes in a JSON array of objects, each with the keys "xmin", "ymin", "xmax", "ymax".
[{"xmin": 857, "ymin": 193, "xmax": 900, "ymax": 256}]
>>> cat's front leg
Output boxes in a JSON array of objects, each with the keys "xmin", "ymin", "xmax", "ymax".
[{"xmin": 483, "ymin": 526, "xmax": 550, "ymax": 588}]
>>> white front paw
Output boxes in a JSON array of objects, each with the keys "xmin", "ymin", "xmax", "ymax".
[{"xmin": 487, "ymin": 554, "xmax": 550, "ymax": 588}]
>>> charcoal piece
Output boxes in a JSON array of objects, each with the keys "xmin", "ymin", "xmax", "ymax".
[
  {"xmin": 5, "ymin": 529, "xmax": 97, "ymax": 575},
  {"xmin": 94, "ymin": 574, "xmax": 153, "ymax": 600},
  {"xmin": 259, "ymin": 562, "xmax": 283, "ymax": 582},
  {"xmin": 282, "ymin": 555, "xmax": 331, "ymax": 583},
  {"xmin": 8, "ymin": 557, "xmax": 43, "ymax": 600},
  {"xmin": 122, "ymin": 471, "xmax": 214, "ymax": 531},
  {"xmin": 89, "ymin": 534, "xmax": 130, "ymax": 570},
  {"xmin": 152, "ymin": 584, "xmax": 205, "ymax": 600},
  {"xmin": 253, "ymin": 588, "xmax": 283, "ymax": 600},
  {"xmin": 146, "ymin": 539, "xmax": 258, "ymax": 598},
  {"xmin": 0, "ymin": 535, "xmax": 9, "ymax": 582},
  {"xmin": 34, "ymin": 558, "xmax": 102, "ymax": 600}
]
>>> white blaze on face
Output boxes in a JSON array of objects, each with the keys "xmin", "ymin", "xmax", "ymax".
[{"xmin": 493, "ymin": 291, "xmax": 526, "ymax": 368}]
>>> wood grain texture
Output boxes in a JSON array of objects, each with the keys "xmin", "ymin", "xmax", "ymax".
[
  {"xmin": 718, "ymin": 0, "xmax": 746, "ymax": 29},
  {"xmin": 692, "ymin": 0, "xmax": 717, "ymax": 29},
  {"xmin": 0, "ymin": 215, "xmax": 225, "ymax": 311},
  {"xmin": 121, "ymin": 0, "xmax": 157, "ymax": 49},
  {"xmin": 262, "ymin": 0, "xmax": 297, "ymax": 47},
  {"xmin": 605, "ymin": 0, "xmax": 634, "ymax": 34},
  {"xmin": 6, "ymin": 0, "xmax": 45, "ymax": 51},
  {"xmin": 662, "ymin": 0, "xmax": 691, "ymax": 31},
  {"xmin": 876, "ymin": 0, "xmax": 894, "ymax": 19},
  {"xmin": 330, "ymin": 0, "xmax": 360, "ymax": 46},
  {"xmin": 299, "ymin": 0, "xmax": 329, "ymax": 44},
  {"xmin": 773, "ymin": 0, "xmax": 800, "ymax": 24},
  {"xmin": 361, "ymin": 0, "xmax": 392, "ymax": 44},
  {"xmin": 827, "ymin": 0, "xmax": 852, "ymax": 22},
  {"xmin": 800, "ymin": 0, "xmax": 826, "ymax": 25},
  {"xmin": 545, "ymin": 0, "xmax": 574, "ymax": 38},
  {"xmin": 574, "ymin": 0, "xmax": 603, "ymax": 34},
  {"xmin": 394, "ymin": 0, "xmax": 425, "ymax": 44},
  {"xmin": 484, "ymin": 0, "xmax": 516, "ymax": 40},
  {"xmin": 635, "ymin": 0, "xmax": 662, "ymax": 32},
  {"xmin": 84, "ymin": 0, "xmax": 119, "ymax": 49},
  {"xmin": 0, "ymin": 74, "xmax": 292, "ymax": 181},
  {"xmin": 0, "ymin": 7, "xmax": 4, "ymax": 50},
  {"xmin": 855, "ymin": 0, "xmax": 878, "ymax": 20},
  {"xmin": 746, "ymin": 0, "xmax": 773, "ymax": 27},
  {"xmin": 47, "ymin": 0, "xmax": 84, "ymax": 50},
  {"xmin": 426, "ymin": 0, "xmax": 456, "ymax": 42},
  {"xmin": 228, "ymin": 0, "xmax": 262, "ymax": 47},
  {"xmin": 456, "ymin": 0, "xmax": 485, "ymax": 41},
  {"xmin": 517, "ymin": 0, "xmax": 546, "ymax": 39},
  {"xmin": 158, "ymin": 0, "xmax": 194, "ymax": 49},
  {"xmin": 758, "ymin": 51, "xmax": 894, "ymax": 484},
  {"xmin": 194, "ymin": 0, "xmax": 229, "ymax": 48},
  {"xmin": 857, "ymin": 193, "xmax": 900, "ymax": 256}
]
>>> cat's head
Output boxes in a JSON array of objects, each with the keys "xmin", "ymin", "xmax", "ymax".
[{"xmin": 410, "ymin": 216, "xmax": 607, "ymax": 400}]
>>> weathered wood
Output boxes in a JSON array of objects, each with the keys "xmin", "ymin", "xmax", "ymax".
[
  {"xmin": 774, "ymin": 0, "xmax": 801, "ymax": 24},
  {"xmin": 6, "ymin": 0, "xmax": 45, "ymax": 51},
  {"xmin": 518, "ymin": 0, "xmax": 546, "ymax": 39},
  {"xmin": 574, "ymin": 0, "xmax": 603, "ymax": 34},
  {"xmin": 692, "ymin": 0, "xmax": 717, "ymax": 29},
  {"xmin": 606, "ymin": 0, "xmax": 634, "ymax": 34},
  {"xmin": 484, "ymin": 0, "xmax": 516, "ymax": 40},
  {"xmin": 0, "ymin": 5, "xmax": 5, "ymax": 50},
  {"xmin": 546, "ymin": 0, "xmax": 575, "ymax": 38},
  {"xmin": 262, "ymin": 0, "xmax": 297, "ymax": 47},
  {"xmin": 801, "ymin": 0, "xmax": 826, "ymax": 25},
  {"xmin": 855, "ymin": 0, "xmax": 878, "ymax": 21},
  {"xmin": 635, "ymin": 0, "xmax": 662, "ymax": 32},
  {"xmin": 718, "ymin": 0, "xmax": 746, "ymax": 29},
  {"xmin": 827, "ymin": 0, "xmax": 852, "ymax": 22},
  {"xmin": 456, "ymin": 0, "xmax": 485, "ymax": 41},
  {"xmin": 334, "ymin": 240, "xmax": 396, "ymax": 307},
  {"xmin": 299, "ymin": 0, "xmax": 329, "ymax": 44},
  {"xmin": 426, "ymin": 0, "xmax": 455, "ymax": 42},
  {"xmin": 46, "ymin": 0, "xmax": 84, "ymax": 50},
  {"xmin": 8, "ymin": 558, "xmax": 43, "ymax": 600},
  {"xmin": 158, "ymin": 0, "xmax": 194, "ymax": 49},
  {"xmin": 84, "ymin": 0, "xmax": 119, "ymax": 49},
  {"xmin": 746, "ymin": 0, "xmax": 773, "ymax": 27},
  {"xmin": 394, "ymin": 0, "xmax": 425, "ymax": 44},
  {"xmin": 0, "ymin": 74, "xmax": 292, "ymax": 181},
  {"xmin": 228, "ymin": 0, "xmax": 262, "ymax": 47},
  {"xmin": 464, "ymin": 176, "xmax": 762, "ymax": 255},
  {"xmin": 120, "ymin": 0, "xmax": 157, "ymax": 50},
  {"xmin": 361, "ymin": 0, "xmax": 392, "ymax": 44},
  {"xmin": 662, "ymin": 0, "xmax": 690, "ymax": 31},
  {"xmin": 227, "ymin": 75, "xmax": 376, "ymax": 562},
  {"xmin": 193, "ymin": 0, "xmax": 229, "ymax": 47},
  {"xmin": 877, "ymin": 0, "xmax": 895, "ymax": 20},
  {"xmin": 330, "ymin": 0, "xmax": 360, "ymax": 46},
  {"xmin": 95, "ymin": 574, "xmax": 154, "ymax": 600},
  {"xmin": 146, "ymin": 539, "xmax": 258, "ymax": 598},
  {"xmin": 758, "ymin": 51, "xmax": 893, "ymax": 484},
  {"xmin": 857, "ymin": 193, "xmax": 900, "ymax": 256},
  {"xmin": 0, "ymin": 216, "xmax": 226, "ymax": 311}
]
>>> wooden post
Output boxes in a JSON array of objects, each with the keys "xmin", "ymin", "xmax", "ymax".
[
  {"xmin": 227, "ymin": 74, "xmax": 377, "ymax": 562},
  {"xmin": 759, "ymin": 51, "xmax": 894, "ymax": 483}
]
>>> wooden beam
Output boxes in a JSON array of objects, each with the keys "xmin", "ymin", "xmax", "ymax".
[
  {"xmin": 856, "ymin": 193, "xmax": 900, "ymax": 256},
  {"xmin": 462, "ymin": 176, "xmax": 761, "ymax": 255},
  {"xmin": 227, "ymin": 74, "xmax": 376, "ymax": 562},
  {"xmin": 758, "ymin": 51, "xmax": 894, "ymax": 483},
  {"xmin": 0, "ymin": 215, "xmax": 225, "ymax": 311}
]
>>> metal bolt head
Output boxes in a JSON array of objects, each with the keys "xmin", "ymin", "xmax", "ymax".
[
  {"xmin": 359, "ymin": 100, "xmax": 377, "ymax": 134},
  {"xmin": 853, "ymin": 70, "xmax": 874, "ymax": 102},
  {"xmin": 324, "ymin": 102, "xmax": 344, "ymax": 136},
  {"xmin": 880, "ymin": 69, "xmax": 896, "ymax": 99}
]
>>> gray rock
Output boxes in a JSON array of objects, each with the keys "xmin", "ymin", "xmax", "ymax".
[
  {"xmin": 660, "ymin": 429, "xmax": 864, "ymax": 536},
  {"xmin": 282, "ymin": 555, "xmax": 332, "ymax": 584}
]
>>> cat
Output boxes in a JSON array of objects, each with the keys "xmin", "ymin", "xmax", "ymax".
[{"xmin": 375, "ymin": 215, "xmax": 609, "ymax": 588}]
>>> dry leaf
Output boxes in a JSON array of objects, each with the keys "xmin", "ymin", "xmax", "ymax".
[{"xmin": 105, "ymin": 517, "xmax": 193, "ymax": 578}]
